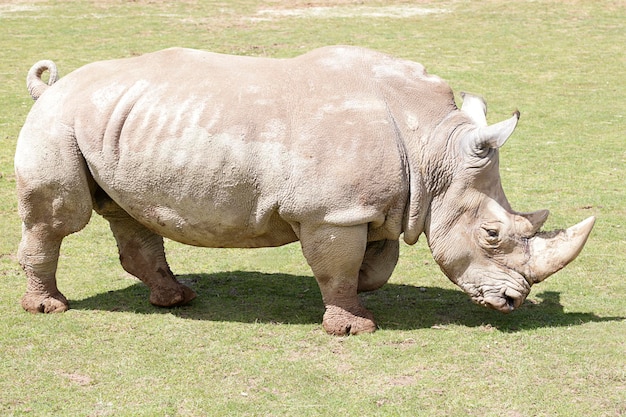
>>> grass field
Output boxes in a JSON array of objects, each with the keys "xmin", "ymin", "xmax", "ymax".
[{"xmin": 0, "ymin": 1, "xmax": 624, "ymax": 416}]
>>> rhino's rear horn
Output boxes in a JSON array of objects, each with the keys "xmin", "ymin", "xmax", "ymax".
[
  {"xmin": 527, "ymin": 216, "xmax": 596, "ymax": 283},
  {"xmin": 516, "ymin": 209, "xmax": 550, "ymax": 237}
]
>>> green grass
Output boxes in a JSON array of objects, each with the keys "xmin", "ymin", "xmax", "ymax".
[{"xmin": 1, "ymin": 1, "xmax": 624, "ymax": 416}]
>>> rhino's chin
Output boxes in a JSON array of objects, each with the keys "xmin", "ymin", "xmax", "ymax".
[
  {"xmin": 458, "ymin": 272, "xmax": 529, "ymax": 313},
  {"xmin": 479, "ymin": 292, "xmax": 523, "ymax": 313}
]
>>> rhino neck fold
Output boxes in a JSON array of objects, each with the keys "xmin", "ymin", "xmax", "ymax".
[
  {"xmin": 401, "ymin": 158, "xmax": 429, "ymax": 245},
  {"xmin": 394, "ymin": 120, "xmax": 431, "ymax": 245},
  {"xmin": 397, "ymin": 111, "xmax": 471, "ymax": 246},
  {"xmin": 386, "ymin": 103, "xmax": 430, "ymax": 245},
  {"xmin": 405, "ymin": 112, "xmax": 472, "ymax": 247}
]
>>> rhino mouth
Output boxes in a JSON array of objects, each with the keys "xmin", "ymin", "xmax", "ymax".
[
  {"xmin": 479, "ymin": 290, "xmax": 523, "ymax": 313},
  {"xmin": 459, "ymin": 273, "xmax": 529, "ymax": 313}
]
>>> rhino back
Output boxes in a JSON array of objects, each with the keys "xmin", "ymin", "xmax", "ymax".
[{"xmin": 50, "ymin": 47, "xmax": 428, "ymax": 247}]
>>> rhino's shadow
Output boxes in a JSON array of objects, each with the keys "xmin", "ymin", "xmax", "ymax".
[{"xmin": 71, "ymin": 271, "xmax": 623, "ymax": 332}]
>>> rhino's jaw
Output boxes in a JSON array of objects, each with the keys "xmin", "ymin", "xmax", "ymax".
[
  {"xmin": 457, "ymin": 269, "xmax": 531, "ymax": 313},
  {"xmin": 475, "ymin": 287, "xmax": 524, "ymax": 313}
]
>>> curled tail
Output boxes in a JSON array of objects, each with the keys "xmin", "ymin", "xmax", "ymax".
[{"xmin": 27, "ymin": 60, "xmax": 58, "ymax": 100}]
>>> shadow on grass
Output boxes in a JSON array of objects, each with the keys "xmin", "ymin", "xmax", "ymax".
[{"xmin": 71, "ymin": 271, "xmax": 623, "ymax": 332}]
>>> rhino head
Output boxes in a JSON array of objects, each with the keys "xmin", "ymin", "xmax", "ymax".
[{"xmin": 423, "ymin": 93, "xmax": 595, "ymax": 312}]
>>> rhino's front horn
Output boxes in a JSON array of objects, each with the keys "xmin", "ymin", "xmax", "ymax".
[{"xmin": 527, "ymin": 216, "xmax": 596, "ymax": 283}]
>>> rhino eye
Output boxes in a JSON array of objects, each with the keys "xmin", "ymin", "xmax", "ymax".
[
  {"xmin": 481, "ymin": 227, "xmax": 501, "ymax": 245},
  {"xmin": 486, "ymin": 229, "xmax": 499, "ymax": 238}
]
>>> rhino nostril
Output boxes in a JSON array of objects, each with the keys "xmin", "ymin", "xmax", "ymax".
[{"xmin": 505, "ymin": 295, "xmax": 516, "ymax": 311}]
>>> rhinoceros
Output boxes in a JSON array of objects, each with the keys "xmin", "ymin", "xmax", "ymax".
[{"xmin": 15, "ymin": 46, "xmax": 594, "ymax": 335}]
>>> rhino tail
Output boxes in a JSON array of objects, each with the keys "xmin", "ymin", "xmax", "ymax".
[{"xmin": 27, "ymin": 60, "xmax": 59, "ymax": 101}]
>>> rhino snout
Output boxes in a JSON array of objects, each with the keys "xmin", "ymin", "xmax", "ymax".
[
  {"xmin": 480, "ymin": 288, "xmax": 526, "ymax": 313},
  {"xmin": 459, "ymin": 274, "xmax": 529, "ymax": 313}
]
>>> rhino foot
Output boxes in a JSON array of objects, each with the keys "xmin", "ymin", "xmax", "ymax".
[
  {"xmin": 149, "ymin": 283, "xmax": 197, "ymax": 308},
  {"xmin": 323, "ymin": 304, "xmax": 377, "ymax": 336},
  {"xmin": 21, "ymin": 291, "xmax": 69, "ymax": 313}
]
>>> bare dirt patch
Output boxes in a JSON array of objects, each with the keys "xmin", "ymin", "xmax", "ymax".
[
  {"xmin": 0, "ymin": 0, "xmax": 50, "ymax": 18},
  {"xmin": 0, "ymin": 4, "xmax": 40, "ymax": 16},
  {"xmin": 248, "ymin": 5, "xmax": 449, "ymax": 22}
]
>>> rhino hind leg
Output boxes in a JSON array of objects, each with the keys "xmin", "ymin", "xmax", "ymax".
[
  {"xmin": 16, "ymin": 127, "xmax": 94, "ymax": 313},
  {"xmin": 94, "ymin": 192, "xmax": 196, "ymax": 307},
  {"xmin": 299, "ymin": 223, "xmax": 376, "ymax": 335},
  {"xmin": 358, "ymin": 239, "xmax": 400, "ymax": 292},
  {"xmin": 18, "ymin": 200, "xmax": 85, "ymax": 313},
  {"xmin": 19, "ymin": 231, "xmax": 70, "ymax": 313}
]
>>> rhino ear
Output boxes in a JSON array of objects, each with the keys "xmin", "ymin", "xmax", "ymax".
[
  {"xmin": 460, "ymin": 92, "xmax": 488, "ymax": 127},
  {"xmin": 468, "ymin": 111, "xmax": 520, "ymax": 156}
]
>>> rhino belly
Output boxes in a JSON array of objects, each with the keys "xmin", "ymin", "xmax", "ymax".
[
  {"xmin": 137, "ymin": 200, "xmax": 298, "ymax": 248},
  {"xmin": 88, "ymin": 138, "xmax": 298, "ymax": 248},
  {"xmin": 104, "ymin": 181, "xmax": 298, "ymax": 248}
]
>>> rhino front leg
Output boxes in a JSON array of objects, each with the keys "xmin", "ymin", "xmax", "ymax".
[
  {"xmin": 358, "ymin": 239, "xmax": 400, "ymax": 292},
  {"xmin": 300, "ymin": 223, "xmax": 376, "ymax": 335},
  {"xmin": 94, "ymin": 196, "xmax": 196, "ymax": 307}
]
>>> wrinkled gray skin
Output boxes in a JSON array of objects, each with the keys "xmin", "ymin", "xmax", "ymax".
[{"xmin": 16, "ymin": 46, "xmax": 595, "ymax": 335}]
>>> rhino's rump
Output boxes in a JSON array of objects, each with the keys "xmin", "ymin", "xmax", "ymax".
[{"xmin": 61, "ymin": 47, "xmax": 410, "ymax": 246}]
